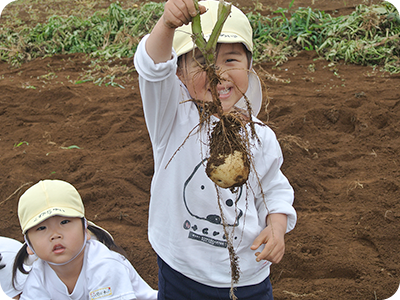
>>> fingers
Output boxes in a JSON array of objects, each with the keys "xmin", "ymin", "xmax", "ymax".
[
  {"xmin": 163, "ymin": 0, "xmax": 203, "ymax": 29},
  {"xmin": 251, "ymin": 226, "xmax": 285, "ymax": 264},
  {"xmin": 251, "ymin": 225, "xmax": 271, "ymax": 250},
  {"xmin": 255, "ymin": 241, "xmax": 285, "ymax": 264},
  {"xmin": 198, "ymin": 4, "xmax": 207, "ymax": 14}
]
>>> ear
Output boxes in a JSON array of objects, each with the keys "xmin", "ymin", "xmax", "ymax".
[
  {"xmin": 176, "ymin": 66, "xmax": 184, "ymax": 81},
  {"xmin": 86, "ymin": 228, "xmax": 91, "ymax": 241},
  {"xmin": 27, "ymin": 246, "xmax": 35, "ymax": 255},
  {"xmin": 176, "ymin": 55, "xmax": 187, "ymax": 83}
]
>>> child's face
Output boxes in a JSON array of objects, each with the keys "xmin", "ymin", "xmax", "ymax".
[
  {"xmin": 177, "ymin": 43, "xmax": 250, "ymax": 113},
  {"xmin": 27, "ymin": 216, "xmax": 88, "ymax": 265}
]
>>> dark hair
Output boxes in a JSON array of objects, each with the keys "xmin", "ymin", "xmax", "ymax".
[
  {"xmin": 12, "ymin": 243, "xmax": 30, "ymax": 290},
  {"xmin": 12, "ymin": 218, "xmax": 127, "ymax": 289},
  {"xmin": 0, "ymin": 254, "xmax": 6, "ymax": 270},
  {"xmin": 87, "ymin": 222, "xmax": 127, "ymax": 257}
]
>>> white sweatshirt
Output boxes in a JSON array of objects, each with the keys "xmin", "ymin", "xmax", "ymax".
[
  {"xmin": 0, "ymin": 237, "xmax": 29, "ymax": 298},
  {"xmin": 134, "ymin": 34, "xmax": 296, "ymax": 288},
  {"xmin": 20, "ymin": 239, "xmax": 157, "ymax": 300}
]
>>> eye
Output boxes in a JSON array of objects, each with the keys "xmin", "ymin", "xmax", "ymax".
[
  {"xmin": 196, "ymin": 60, "xmax": 206, "ymax": 68},
  {"xmin": 226, "ymin": 57, "xmax": 240, "ymax": 65},
  {"xmin": 194, "ymin": 56, "xmax": 206, "ymax": 67},
  {"xmin": 36, "ymin": 226, "xmax": 46, "ymax": 231},
  {"xmin": 61, "ymin": 219, "xmax": 70, "ymax": 225}
]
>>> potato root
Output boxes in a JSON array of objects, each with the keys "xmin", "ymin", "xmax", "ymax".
[
  {"xmin": 206, "ymin": 150, "xmax": 249, "ymax": 188},
  {"xmin": 205, "ymin": 113, "xmax": 250, "ymax": 189}
]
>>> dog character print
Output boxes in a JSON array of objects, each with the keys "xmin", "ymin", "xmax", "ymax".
[{"xmin": 183, "ymin": 159, "xmax": 244, "ymax": 249}]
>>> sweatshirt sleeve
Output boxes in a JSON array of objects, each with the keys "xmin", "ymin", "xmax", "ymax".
[
  {"xmin": 134, "ymin": 34, "xmax": 188, "ymax": 148},
  {"xmin": 253, "ymin": 126, "xmax": 297, "ymax": 233}
]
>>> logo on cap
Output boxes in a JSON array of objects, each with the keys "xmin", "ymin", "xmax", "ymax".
[{"xmin": 33, "ymin": 208, "xmax": 67, "ymax": 224}]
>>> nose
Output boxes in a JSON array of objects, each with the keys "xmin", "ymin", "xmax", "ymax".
[
  {"xmin": 50, "ymin": 231, "xmax": 62, "ymax": 241},
  {"xmin": 216, "ymin": 67, "xmax": 230, "ymax": 82}
]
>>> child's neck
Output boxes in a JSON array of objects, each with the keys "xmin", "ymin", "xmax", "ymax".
[{"xmin": 49, "ymin": 249, "xmax": 85, "ymax": 294}]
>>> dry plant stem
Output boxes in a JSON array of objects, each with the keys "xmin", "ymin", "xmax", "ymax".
[
  {"xmin": 165, "ymin": 122, "xmax": 201, "ymax": 168},
  {"xmin": 0, "ymin": 182, "xmax": 32, "ymax": 206},
  {"xmin": 216, "ymin": 187, "xmax": 240, "ymax": 300}
]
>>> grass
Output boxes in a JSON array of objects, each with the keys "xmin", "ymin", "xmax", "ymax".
[
  {"xmin": 0, "ymin": 1, "xmax": 164, "ymax": 65},
  {"xmin": 13, "ymin": 141, "xmax": 29, "ymax": 147},
  {"xmin": 0, "ymin": 1, "xmax": 399, "ymax": 73},
  {"xmin": 249, "ymin": 1, "xmax": 400, "ymax": 72}
]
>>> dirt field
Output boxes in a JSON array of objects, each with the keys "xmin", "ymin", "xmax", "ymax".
[{"xmin": 0, "ymin": 0, "xmax": 399, "ymax": 299}]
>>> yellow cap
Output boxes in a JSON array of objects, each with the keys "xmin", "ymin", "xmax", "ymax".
[
  {"xmin": 18, "ymin": 180, "xmax": 85, "ymax": 234},
  {"xmin": 173, "ymin": 0, "xmax": 253, "ymax": 57}
]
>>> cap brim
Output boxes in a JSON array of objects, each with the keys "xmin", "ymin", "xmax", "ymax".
[
  {"xmin": 175, "ymin": 31, "xmax": 251, "ymax": 58},
  {"xmin": 235, "ymin": 70, "xmax": 263, "ymax": 117},
  {"xmin": 23, "ymin": 207, "xmax": 84, "ymax": 234},
  {"xmin": 87, "ymin": 220, "xmax": 114, "ymax": 241}
]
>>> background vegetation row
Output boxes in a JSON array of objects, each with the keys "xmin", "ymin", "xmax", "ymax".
[{"xmin": 0, "ymin": 1, "xmax": 399, "ymax": 72}]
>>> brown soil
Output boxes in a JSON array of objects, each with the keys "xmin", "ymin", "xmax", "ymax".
[{"xmin": 0, "ymin": 0, "xmax": 399, "ymax": 299}]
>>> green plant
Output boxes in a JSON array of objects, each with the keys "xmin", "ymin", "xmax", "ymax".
[
  {"xmin": 0, "ymin": 2, "xmax": 165, "ymax": 64},
  {"xmin": 1, "ymin": 1, "xmax": 399, "ymax": 73},
  {"xmin": 14, "ymin": 141, "xmax": 29, "ymax": 147}
]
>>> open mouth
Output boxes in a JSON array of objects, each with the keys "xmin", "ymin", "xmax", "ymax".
[
  {"xmin": 218, "ymin": 87, "xmax": 231, "ymax": 98},
  {"xmin": 53, "ymin": 244, "xmax": 65, "ymax": 254}
]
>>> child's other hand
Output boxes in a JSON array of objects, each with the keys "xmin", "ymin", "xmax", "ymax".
[
  {"xmin": 163, "ymin": 0, "xmax": 206, "ymax": 29},
  {"xmin": 250, "ymin": 213, "xmax": 287, "ymax": 264}
]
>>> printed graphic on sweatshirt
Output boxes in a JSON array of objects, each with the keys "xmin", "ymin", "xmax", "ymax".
[{"xmin": 183, "ymin": 159, "xmax": 243, "ymax": 248}]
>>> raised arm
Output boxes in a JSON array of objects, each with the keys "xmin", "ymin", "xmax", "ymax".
[{"xmin": 145, "ymin": 0, "xmax": 205, "ymax": 64}]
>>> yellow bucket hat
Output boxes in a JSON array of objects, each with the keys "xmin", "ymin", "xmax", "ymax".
[
  {"xmin": 173, "ymin": 0, "xmax": 262, "ymax": 116},
  {"xmin": 18, "ymin": 180, "xmax": 85, "ymax": 234}
]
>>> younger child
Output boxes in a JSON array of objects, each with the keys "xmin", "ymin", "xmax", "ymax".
[
  {"xmin": 0, "ymin": 237, "xmax": 33, "ymax": 299},
  {"xmin": 134, "ymin": 0, "xmax": 297, "ymax": 299},
  {"xmin": 13, "ymin": 179, "xmax": 157, "ymax": 300}
]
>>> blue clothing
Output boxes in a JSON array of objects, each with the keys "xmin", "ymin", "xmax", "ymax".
[{"xmin": 157, "ymin": 256, "xmax": 273, "ymax": 300}]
